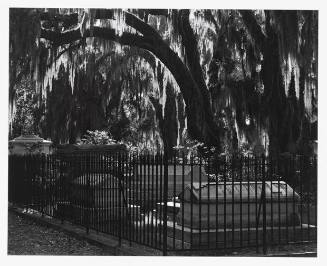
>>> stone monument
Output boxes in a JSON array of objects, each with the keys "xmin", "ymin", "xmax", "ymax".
[
  {"xmin": 9, "ymin": 135, "xmax": 52, "ymax": 155},
  {"xmin": 166, "ymin": 180, "xmax": 315, "ymax": 248}
]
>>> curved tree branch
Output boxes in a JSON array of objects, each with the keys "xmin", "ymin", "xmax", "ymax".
[
  {"xmin": 178, "ymin": 10, "xmax": 220, "ymax": 141},
  {"xmin": 40, "ymin": 9, "xmax": 220, "ymax": 146}
]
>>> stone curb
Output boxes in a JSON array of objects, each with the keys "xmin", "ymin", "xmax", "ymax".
[
  {"xmin": 8, "ymin": 207, "xmax": 316, "ymax": 257},
  {"xmin": 266, "ymin": 252, "xmax": 317, "ymax": 257}
]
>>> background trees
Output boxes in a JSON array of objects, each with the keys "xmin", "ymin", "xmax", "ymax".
[{"xmin": 9, "ymin": 9, "xmax": 318, "ymax": 156}]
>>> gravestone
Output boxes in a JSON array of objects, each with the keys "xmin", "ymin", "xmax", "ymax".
[
  {"xmin": 9, "ymin": 135, "xmax": 52, "ymax": 155},
  {"xmin": 66, "ymin": 173, "xmax": 140, "ymax": 225},
  {"xmin": 177, "ymin": 181, "xmax": 301, "ymax": 229},
  {"xmin": 165, "ymin": 181, "xmax": 315, "ymax": 248}
]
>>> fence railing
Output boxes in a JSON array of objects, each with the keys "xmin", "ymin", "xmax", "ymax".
[{"xmin": 8, "ymin": 152, "xmax": 317, "ymax": 255}]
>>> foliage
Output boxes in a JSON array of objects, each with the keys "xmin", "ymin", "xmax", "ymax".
[
  {"xmin": 9, "ymin": 8, "xmax": 44, "ymax": 115},
  {"xmin": 79, "ymin": 130, "xmax": 116, "ymax": 145},
  {"xmin": 9, "ymin": 9, "xmax": 318, "ymax": 156},
  {"xmin": 11, "ymin": 77, "xmax": 40, "ymax": 137}
]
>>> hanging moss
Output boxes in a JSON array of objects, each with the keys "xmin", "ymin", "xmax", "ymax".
[{"xmin": 10, "ymin": 8, "xmax": 317, "ymax": 156}]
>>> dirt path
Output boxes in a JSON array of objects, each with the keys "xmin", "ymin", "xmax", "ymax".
[{"xmin": 8, "ymin": 212, "xmax": 112, "ymax": 255}]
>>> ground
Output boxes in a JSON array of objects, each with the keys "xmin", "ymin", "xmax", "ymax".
[
  {"xmin": 8, "ymin": 211, "xmax": 111, "ymax": 255},
  {"xmin": 8, "ymin": 211, "xmax": 316, "ymax": 256}
]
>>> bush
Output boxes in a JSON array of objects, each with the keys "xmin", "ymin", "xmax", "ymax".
[{"xmin": 79, "ymin": 130, "xmax": 116, "ymax": 145}]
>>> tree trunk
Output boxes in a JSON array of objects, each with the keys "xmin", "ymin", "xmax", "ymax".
[
  {"xmin": 262, "ymin": 11, "xmax": 288, "ymax": 155},
  {"xmin": 162, "ymin": 83, "xmax": 178, "ymax": 157}
]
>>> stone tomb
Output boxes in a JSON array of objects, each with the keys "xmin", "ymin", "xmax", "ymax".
[
  {"xmin": 177, "ymin": 181, "xmax": 301, "ymax": 229},
  {"xmin": 9, "ymin": 135, "xmax": 52, "ymax": 155},
  {"xmin": 130, "ymin": 164, "xmax": 207, "ymax": 207},
  {"xmin": 67, "ymin": 174, "xmax": 140, "ymax": 225},
  {"xmin": 166, "ymin": 181, "xmax": 316, "ymax": 248}
]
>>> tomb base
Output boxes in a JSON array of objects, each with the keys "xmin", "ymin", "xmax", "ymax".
[{"xmin": 166, "ymin": 221, "xmax": 316, "ymax": 249}]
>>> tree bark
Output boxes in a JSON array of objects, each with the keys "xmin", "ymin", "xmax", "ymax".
[{"xmin": 241, "ymin": 10, "xmax": 298, "ymax": 155}]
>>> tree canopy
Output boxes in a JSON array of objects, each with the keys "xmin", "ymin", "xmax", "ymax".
[{"xmin": 9, "ymin": 8, "xmax": 318, "ymax": 156}]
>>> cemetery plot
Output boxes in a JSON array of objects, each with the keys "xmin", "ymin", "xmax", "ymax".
[{"xmin": 8, "ymin": 153, "xmax": 317, "ymax": 253}]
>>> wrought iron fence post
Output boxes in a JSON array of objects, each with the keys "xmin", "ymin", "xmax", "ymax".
[
  {"xmin": 58, "ymin": 157, "xmax": 64, "ymax": 224},
  {"xmin": 27, "ymin": 155, "xmax": 32, "ymax": 210},
  {"xmin": 41, "ymin": 154, "xmax": 45, "ymax": 217},
  {"xmin": 118, "ymin": 152, "xmax": 122, "ymax": 246},
  {"xmin": 86, "ymin": 159, "xmax": 90, "ymax": 235},
  {"xmin": 162, "ymin": 152, "xmax": 168, "ymax": 256},
  {"xmin": 262, "ymin": 155, "xmax": 267, "ymax": 255}
]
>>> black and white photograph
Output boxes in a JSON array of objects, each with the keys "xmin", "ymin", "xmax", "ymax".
[{"xmin": 4, "ymin": 1, "xmax": 322, "ymax": 260}]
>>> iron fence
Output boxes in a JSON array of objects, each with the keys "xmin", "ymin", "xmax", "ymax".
[{"xmin": 8, "ymin": 152, "xmax": 317, "ymax": 255}]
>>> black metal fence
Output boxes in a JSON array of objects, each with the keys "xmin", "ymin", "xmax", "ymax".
[{"xmin": 8, "ymin": 152, "xmax": 317, "ymax": 255}]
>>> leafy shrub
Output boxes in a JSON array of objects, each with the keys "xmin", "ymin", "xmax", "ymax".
[{"xmin": 79, "ymin": 130, "xmax": 116, "ymax": 145}]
